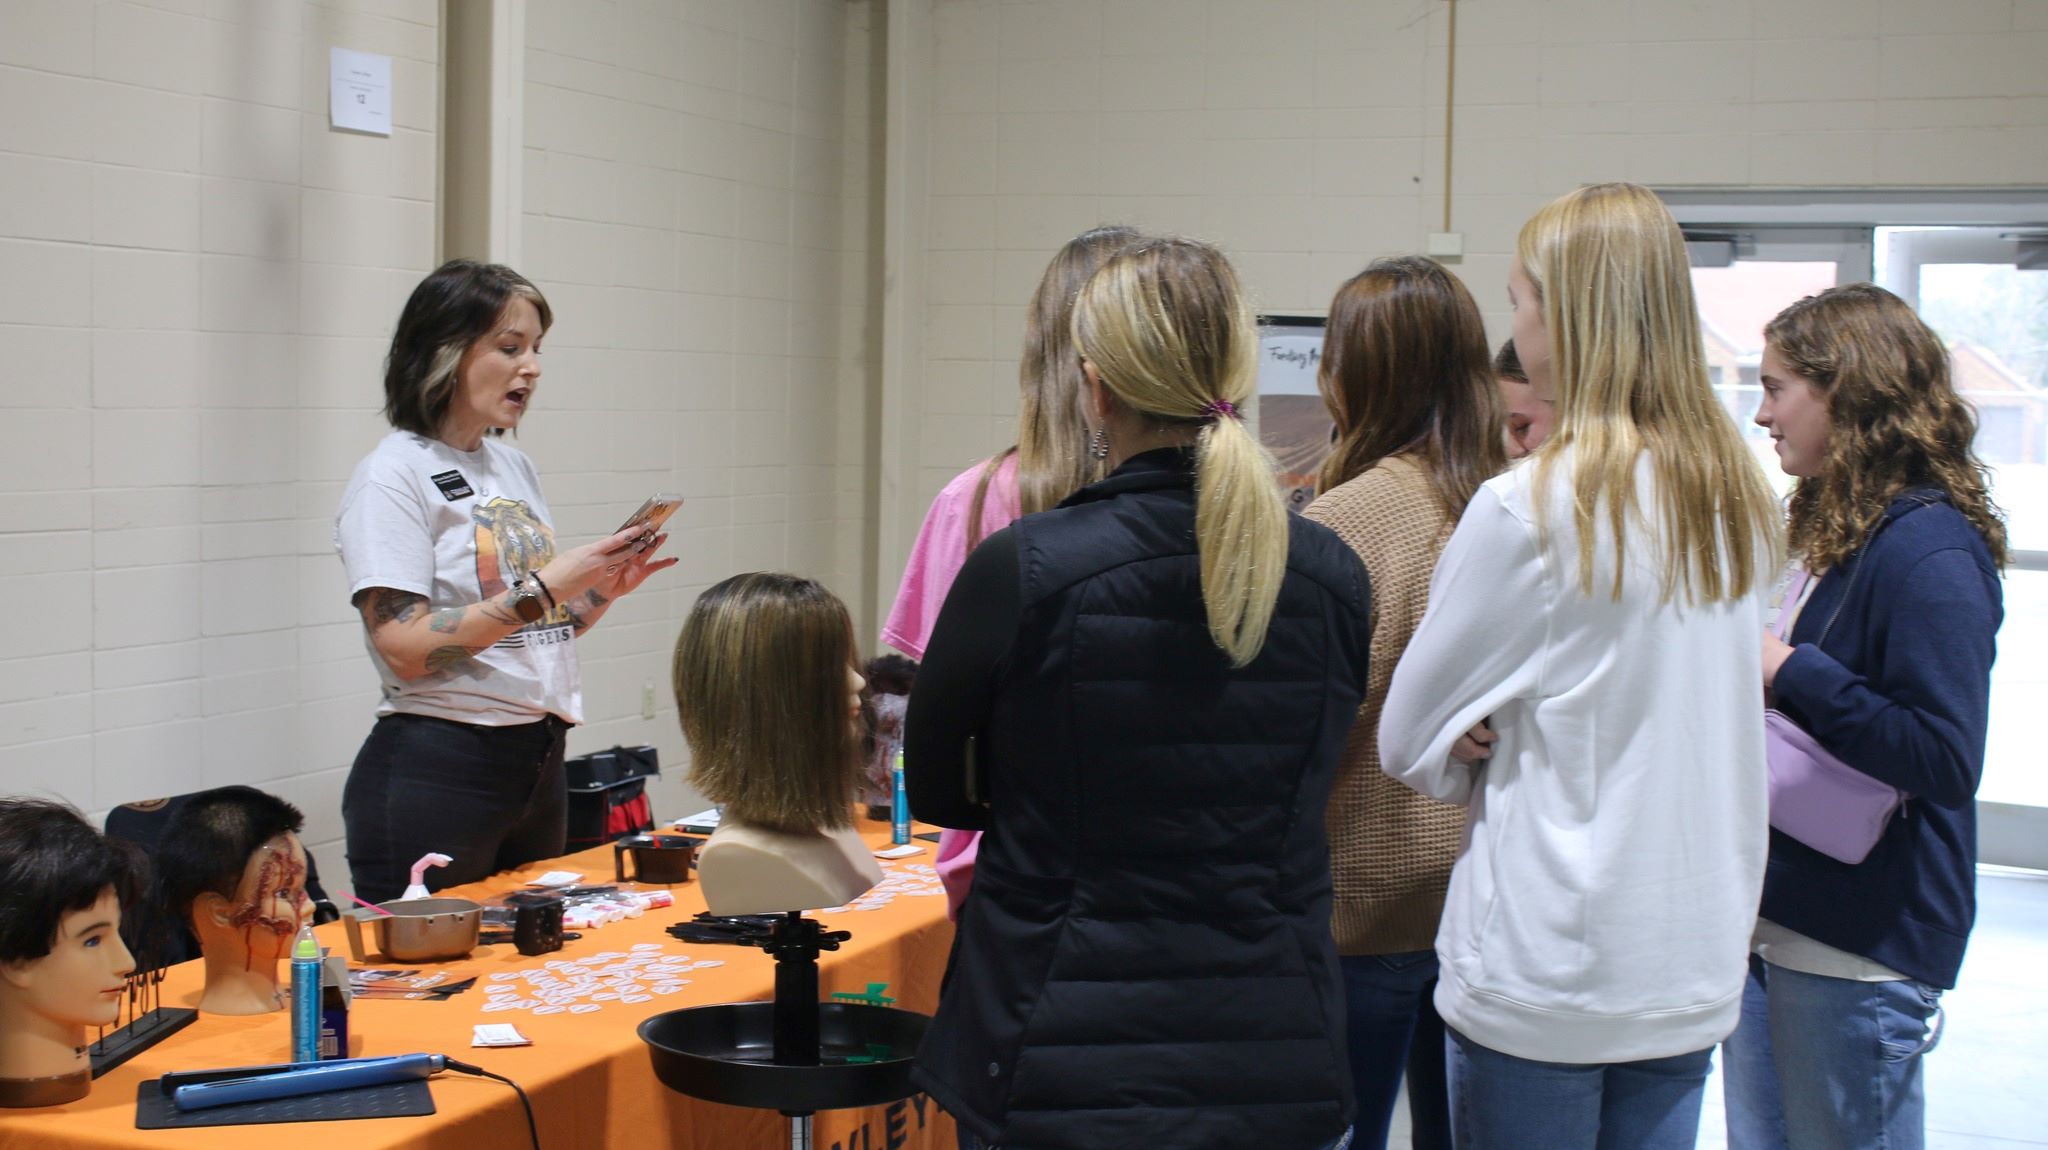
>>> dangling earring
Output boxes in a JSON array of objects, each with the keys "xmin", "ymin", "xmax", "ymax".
[{"xmin": 1088, "ymin": 427, "xmax": 1109, "ymax": 461}]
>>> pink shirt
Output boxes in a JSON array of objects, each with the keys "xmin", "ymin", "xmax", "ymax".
[
  {"xmin": 883, "ymin": 454, "xmax": 1021, "ymax": 659},
  {"xmin": 883, "ymin": 454, "xmax": 1020, "ymax": 919}
]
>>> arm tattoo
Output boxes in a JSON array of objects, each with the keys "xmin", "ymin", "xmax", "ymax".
[
  {"xmin": 566, "ymin": 587, "xmax": 610, "ymax": 633},
  {"xmin": 424, "ymin": 645, "xmax": 479, "ymax": 674},
  {"xmin": 364, "ymin": 589, "xmax": 426, "ymax": 630},
  {"xmin": 479, "ymin": 597, "xmax": 523, "ymax": 626},
  {"xmin": 428, "ymin": 607, "xmax": 463, "ymax": 633}
]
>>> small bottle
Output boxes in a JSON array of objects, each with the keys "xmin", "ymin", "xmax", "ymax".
[
  {"xmin": 289, "ymin": 924, "xmax": 323, "ymax": 1064},
  {"xmin": 891, "ymin": 748, "xmax": 911, "ymax": 846}
]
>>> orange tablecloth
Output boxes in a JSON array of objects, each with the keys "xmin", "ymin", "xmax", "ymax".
[{"xmin": 0, "ymin": 825, "xmax": 958, "ymax": 1150}]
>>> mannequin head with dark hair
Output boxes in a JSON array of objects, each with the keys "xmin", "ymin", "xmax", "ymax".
[
  {"xmin": 157, "ymin": 787, "xmax": 309, "ymax": 1016},
  {"xmin": 0, "ymin": 799, "xmax": 142, "ymax": 1104}
]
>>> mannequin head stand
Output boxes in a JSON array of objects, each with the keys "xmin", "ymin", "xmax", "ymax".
[{"xmin": 643, "ymin": 573, "xmax": 925, "ymax": 1134}]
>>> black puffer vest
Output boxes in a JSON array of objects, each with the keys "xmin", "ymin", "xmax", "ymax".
[{"xmin": 913, "ymin": 451, "xmax": 1374, "ymax": 1150}]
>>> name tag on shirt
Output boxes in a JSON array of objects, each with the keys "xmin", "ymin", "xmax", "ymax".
[{"xmin": 430, "ymin": 469, "xmax": 474, "ymax": 501}]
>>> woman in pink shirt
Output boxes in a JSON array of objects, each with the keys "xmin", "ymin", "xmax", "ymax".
[{"xmin": 884, "ymin": 225, "xmax": 1139, "ymax": 916}]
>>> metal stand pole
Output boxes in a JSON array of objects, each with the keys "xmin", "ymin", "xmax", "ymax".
[
  {"xmin": 789, "ymin": 1113, "xmax": 813, "ymax": 1150},
  {"xmin": 770, "ymin": 912, "xmax": 821, "ymax": 1066}
]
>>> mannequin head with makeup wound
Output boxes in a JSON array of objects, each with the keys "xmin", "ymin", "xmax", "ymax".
[
  {"xmin": 672, "ymin": 572, "xmax": 882, "ymax": 915},
  {"xmin": 0, "ymin": 799, "xmax": 143, "ymax": 1106},
  {"xmin": 156, "ymin": 787, "xmax": 310, "ymax": 1016}
]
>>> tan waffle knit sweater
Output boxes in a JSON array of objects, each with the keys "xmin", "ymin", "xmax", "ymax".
[{"xmin": 1303, "ymin": 454, "xmax": 1469, "ymax": 955}]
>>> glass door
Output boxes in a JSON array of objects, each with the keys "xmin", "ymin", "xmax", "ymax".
[
  {"xmin": 1881, "ymin": 228, "xmax": 2048, "ymax": 865},
  {"xmin": 1685, "ymin": 227, "xmax": 1872, "ymax": 494}
]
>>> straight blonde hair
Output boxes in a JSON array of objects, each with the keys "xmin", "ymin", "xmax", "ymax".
[
  {"xmin": 966, "ymin": 225, "xmax": 1141, "ymax": 543},
  {"xmin": 1518, "ymin": 183, "xmax": 1781, "ymax": 602},
  {"xmin": 1071, "ymin": 238, "xmax": 1287, "ymax": 667},
  {"xmin": 672, "ymin": 573, "xmax": 860, "ymax": 832}
]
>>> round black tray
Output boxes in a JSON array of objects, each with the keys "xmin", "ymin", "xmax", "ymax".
[{"xmin": 638, "ymin": 1001, "xmax": 930, "ymax": 1113}]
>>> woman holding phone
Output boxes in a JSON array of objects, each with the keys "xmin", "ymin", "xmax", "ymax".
[{"xmin": 334, "ymin": 260, "xmax": 677, "ymax": 903}]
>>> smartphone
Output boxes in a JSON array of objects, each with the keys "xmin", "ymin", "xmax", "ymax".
[{"xmin": 616, "ymin": 493, "xmax": 683, "ymax": 538}]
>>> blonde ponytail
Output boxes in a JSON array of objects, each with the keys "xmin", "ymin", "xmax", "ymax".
[
  {"xmin": 1194, "ymin": 410, "xmax": 1290, "ymax": 666},
  {"xmin": 1073, "ymin": 239, "xmax": 1289, "ymax": 667}
]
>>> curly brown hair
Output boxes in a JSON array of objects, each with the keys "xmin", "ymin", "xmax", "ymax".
[{"xmin": 1765, "ymin": 283, "xmax": 2007, "ymax": 571}]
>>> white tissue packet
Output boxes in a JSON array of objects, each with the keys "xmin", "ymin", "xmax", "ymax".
[{"xmin": 472, "ymin": 1023, "xmax": 533, "ymax": 1047}]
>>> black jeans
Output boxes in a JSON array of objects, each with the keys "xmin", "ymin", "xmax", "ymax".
[{"xmin": 342, "ymin": 712, "xmax": 569, "ymax": 904}]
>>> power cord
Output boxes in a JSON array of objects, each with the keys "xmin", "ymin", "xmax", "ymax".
[{"xmin": 441, "ymin": 1057, "xmax": 539, "ymax": 1150}]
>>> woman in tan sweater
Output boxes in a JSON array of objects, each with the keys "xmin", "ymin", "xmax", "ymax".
[{"xmin": 1302, "ymin": 256, "xmax": 1506, "ymax": 1150}]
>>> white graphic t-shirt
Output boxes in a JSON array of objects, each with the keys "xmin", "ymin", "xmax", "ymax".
[{"xmin": 334, "ymin": 431, "xmax": 582, "ymax": 726}]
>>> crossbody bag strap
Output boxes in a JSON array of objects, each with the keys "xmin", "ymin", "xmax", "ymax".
[{"xmin": 1811, "ymin": 490, "xmax": 1938, "ymax": 650}]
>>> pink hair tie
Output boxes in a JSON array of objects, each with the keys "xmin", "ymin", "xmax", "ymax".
[{"xmin": 1200, "ymin": 399, "xmax": 1240, "ymax": 422}]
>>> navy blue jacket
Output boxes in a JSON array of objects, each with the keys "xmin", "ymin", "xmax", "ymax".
[
  {"xmin": 905, "ymin": 450, "xmax": 1374, "ymax": 1150},
  {"xmin": 1764, "ymin": 489, "xmax": 2003, "ymax": 988}
]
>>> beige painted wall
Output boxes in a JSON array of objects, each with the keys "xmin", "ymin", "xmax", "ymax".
[
  {"xmin": 0, "ymin": 0, "xmax": 880, "ymax": 862},
  {"xmin": 0, "ymin": 0, "xmax": 441, "ymax": 864},
  {"xmin": 511, "ymin": 0, "xmax": 879, "ymax": 821}
]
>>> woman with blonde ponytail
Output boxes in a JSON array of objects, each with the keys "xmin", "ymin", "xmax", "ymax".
[
  {"xmin": 882, "ymin": 226, "xmax": 1138, "ymax": 926},
  {"xmin": 1378, "ymin": 184, "xmax": 1783, "ymax": 1150},
  {"xmin": 904, "ymin": 238, "xmax": 1374, "ymax": 1150}
]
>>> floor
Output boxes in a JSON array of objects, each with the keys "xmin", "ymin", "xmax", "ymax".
[{"xmin": 1385, "ymin": 867, "xmax": 2048, "ymax": 1148}]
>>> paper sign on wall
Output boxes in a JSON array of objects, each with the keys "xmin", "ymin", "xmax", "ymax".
[{"xmin": 329, "ymin": 47, "xmax": 392, "ymax": 136}]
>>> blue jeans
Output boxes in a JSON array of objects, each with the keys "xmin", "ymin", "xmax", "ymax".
[
  {"xmin": 1721, "ymin": 955, "xmax": 1945, "ymax": 1150},
  {"xmin": 1341, "ymin": 950, "xmax": 1451, "ymax": 1150},
  {"xmin": 1445, "ymin": 1026, "xmax": 1711, "ymax": 1150}
]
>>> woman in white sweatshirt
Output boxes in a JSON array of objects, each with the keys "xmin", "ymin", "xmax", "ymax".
[{"xmin": 1378, "ymin": 183, "xmax": 1783, "ymax": 1150}]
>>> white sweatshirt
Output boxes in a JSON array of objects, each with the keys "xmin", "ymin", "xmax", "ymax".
[{"xmin": 1378, "ymin": 453, "xmax": 1769, "ymax": 1064}]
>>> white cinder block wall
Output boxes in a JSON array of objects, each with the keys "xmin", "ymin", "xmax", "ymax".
[
  {"xmin": 897, "ymin": 0, "xmax": 2048, "ymax": 581},
  {"xmin": 9, "ymin": 0, "xmax": 2047, "ymax": 864},
  {"xmin": 514, "ymin": 0, "xmax": 878, "ymax": 824},
  {"xmin": 0, "ymin": 0, "xmax": 879, "ymax": 865},
  {"xmin": 0, "ymin": 1, "xmax": 440, "ymax": 868}
]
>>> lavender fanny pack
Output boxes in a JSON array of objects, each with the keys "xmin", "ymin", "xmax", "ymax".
[
  {"xmin": 1764, "ymin": 561, "xmax": 1906, "ymax": 866},
  {"xmin": 1764, "ymin": 709, "xmax": 1903, "ymax": 865}
]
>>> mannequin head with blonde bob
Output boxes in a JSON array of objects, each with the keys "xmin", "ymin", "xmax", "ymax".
[{"xmin": 672, "ymin": 573, "xmax": 863, "ymax": 834}]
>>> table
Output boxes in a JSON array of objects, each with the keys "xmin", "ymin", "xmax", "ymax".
[{"xmin": 0, "ymin": 824, "xmax": 960, "ymax": 1150}]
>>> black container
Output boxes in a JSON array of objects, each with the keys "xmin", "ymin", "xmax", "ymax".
[
  {"xmin": 637, "ymin": 1002, "xmax": 929, "ymax": 1113},
  {"xmin": 506, "ymin": 892, "xmax": 565, "ymax": 956},
  {"xmin": 614, "ymin": 833, "xmax": 700, "ymax": 885}
]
